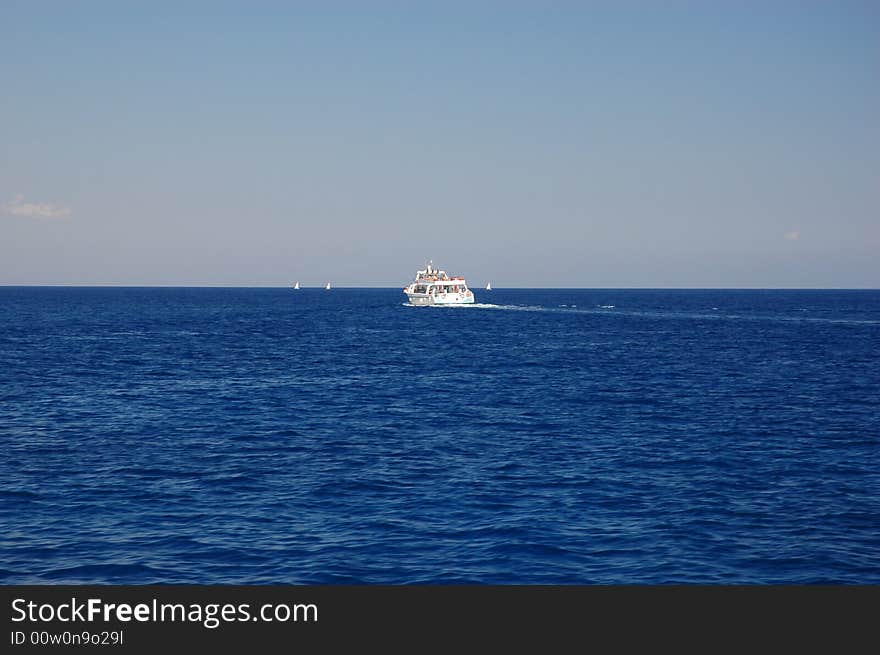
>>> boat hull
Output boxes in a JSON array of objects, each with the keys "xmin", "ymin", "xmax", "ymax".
[{"xmin": 405, "ymin": 291, "xmax": 475, "ymax": 306}]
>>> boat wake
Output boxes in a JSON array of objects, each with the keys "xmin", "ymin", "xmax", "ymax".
[
  {"xmin": 402, "ymin": 302, "xmax": 878, "ymax": 325},
  {"xmin": 402, "ymin": 302, "xmax": 545, "ymax": 311}
]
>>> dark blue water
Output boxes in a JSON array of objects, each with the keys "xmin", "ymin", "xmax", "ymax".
[{"xmin": 1, "ymin": 287, "xmax": 878, "ymax": 584}]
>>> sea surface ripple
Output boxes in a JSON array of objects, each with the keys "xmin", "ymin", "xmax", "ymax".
[{"xmin": 1, "ymin": 287, "xmax": 878, "ymax": 583}]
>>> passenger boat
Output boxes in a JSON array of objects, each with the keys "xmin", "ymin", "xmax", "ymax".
[{"xmin": 404, "ymin": 261, "xmax": 475, "ymax": 306}]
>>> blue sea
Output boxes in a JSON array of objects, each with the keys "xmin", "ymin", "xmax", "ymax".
[{"xmin": 1, "ymin": 287, "xmax": 878, "ymax": 584}]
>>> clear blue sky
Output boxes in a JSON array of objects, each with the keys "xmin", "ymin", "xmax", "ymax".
[{"xmin": 2, "ymin": 1, "xmax": 877, "ymax": 287}]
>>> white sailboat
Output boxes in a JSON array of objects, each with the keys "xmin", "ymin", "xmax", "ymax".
[
  {"xmin": 292, "ymin": 281, "xmax": 300, "ymax": 290},
  {"xmin": 486, "ymin": 282, "xmax": 492, "ymax": 291},
  {"xmin": 325, "ymin": 282, "xmax": 331, "ymax": 290}
]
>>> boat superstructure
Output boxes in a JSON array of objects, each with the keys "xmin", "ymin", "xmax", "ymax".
[{"xmin": 404, "ymin": 261, "xmax": 475, "ymax": 306}]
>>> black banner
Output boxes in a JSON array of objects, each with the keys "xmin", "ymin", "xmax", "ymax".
[{"xmin": 2, "ymin": 585, "xmax": 876, "ymax": 651}]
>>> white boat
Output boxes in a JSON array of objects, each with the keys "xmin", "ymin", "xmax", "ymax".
[
  {"xmin": 486, "ymin": 282, "xmax": 492, "ymax": 291},
  {"xmin": 404, "ymin": 261, "xmax": 475, "ymax": 306},
  {"xmin": 292, "ymin": 281, "xmax": 300, "ymax": 290},
  {"xmin": 325, "ymin": 282, "xmax": 331, "ymax": 290}
]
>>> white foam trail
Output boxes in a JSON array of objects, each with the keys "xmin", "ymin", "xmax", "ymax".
[
  {"xmin": 403, "ymin": 302, "xmax": 878, "ymax": 325},
  {"xmin": 402, "ymin": 302, "xmax": 546, "ymax": 311}
]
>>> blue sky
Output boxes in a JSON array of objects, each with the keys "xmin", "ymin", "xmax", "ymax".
[{"xmin": 1, "ymin": 1, "xmax": 877, "ymax": 287}]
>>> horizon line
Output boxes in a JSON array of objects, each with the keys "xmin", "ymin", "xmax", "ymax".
[{"xmin": 1, "ymin": 284, "xmax": 878, "ymax": 291}]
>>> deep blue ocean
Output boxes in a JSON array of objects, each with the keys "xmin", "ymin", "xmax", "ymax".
[{"xmin": 1, "ymin": 287, "xmax": 878, "ymax": 584}]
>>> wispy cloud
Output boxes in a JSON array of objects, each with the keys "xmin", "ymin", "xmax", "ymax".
[
  {"xmin": 3, "ymin": 193, "xmax": 71, "ymax": 219},
  {"xmin": 784, "ymin": 230, "xmax": 800, "ymax": 241}
]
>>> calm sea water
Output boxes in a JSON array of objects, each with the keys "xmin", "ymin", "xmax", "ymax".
[{"xmin": 1, "ymin": 287, "xmax": 878, "ymax": 584}]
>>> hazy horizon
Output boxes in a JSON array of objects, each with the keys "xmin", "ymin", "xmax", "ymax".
[
  {"xmin": 3, "ymin": 2, "xmax": 878, "ymax": 288},
  {"xmin": 2, "ymin": 283, "xmax": 877, "ymax": 290}
]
